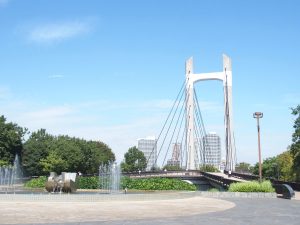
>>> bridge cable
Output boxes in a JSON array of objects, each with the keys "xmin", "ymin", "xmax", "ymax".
[
  {"xmin": 162, "ymin": 96, "xmax": 186, "ymax": 167},
  {"xmin": 145, "ymin": 80, "xmax": 187, "ymax": 168},
  {"xmin": 155, "ymin": 83, "xmax": 186, "ymax": 166}
]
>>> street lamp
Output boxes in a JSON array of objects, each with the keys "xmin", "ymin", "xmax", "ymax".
[{"xmin": 253, "ymin": 112, "xmax": 263, "ymax": 182}]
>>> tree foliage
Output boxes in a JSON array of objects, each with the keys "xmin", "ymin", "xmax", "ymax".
[
  {"xmin": 252, "ymin": 151, "xmax": 295, "ymax": 181},
  {"xmin": 121, "ymin": 146, "xmax": 146, "ymax": 172},
  {"xmin": 23, "ymin": 129, "xmax": 115, "ymax": 176},
  {"xmin": 200, "ymin": 164, "xmax": 219, "ymax": 172},
  {"xmin": 22, "ymin": 129, "xmax": 54, "ymax": 176},
  {"xmin": 290, "ymin": 105, "xmax": 300, "ymax": 181},
  {"xmin": 253, "ymin": 157, "xmax": 277, "ymax": 178},
  {"xmin": 235, "ymin": 162, "xmax": 252, "ymax": 173},
  {"xmin": 0, "ymin": 115, "xmax": 27, "ymax": 165},
  {"xmin": 162, "ymin": 165, "xmax": 182, "ymax": 171},
  {"xmin": 276, "ymin": 150, "xmax": 295, "ymax": 181},
  {"xmin": 121, "ymin": 177, "xmax": 196, "ymax": 191}
]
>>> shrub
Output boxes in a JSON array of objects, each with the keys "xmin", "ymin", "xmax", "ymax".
[
  {"xmin": 228, "ymin": 180, "xmax": 275, "ymax": 192},
  {"xmin": 121, "ymin": 177, "xmax": 197, "ymax": 191},
  {"xmin": 24, "ymin": 176, "xmax": 47, "ymax": 188},
  {"xmin": 77, "ymin": 176, "xmax": 99, "ymax": 189},
  {"xmin": 200, "ymin": 164, "xmax": 219, "ymax": 172}
]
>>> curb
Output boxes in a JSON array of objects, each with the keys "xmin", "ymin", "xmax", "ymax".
[{"xmin": 197, "ymin": 191, "xmax": 277, "ymax": 198}]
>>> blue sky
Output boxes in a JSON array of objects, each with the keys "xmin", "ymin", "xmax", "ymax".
[{"xmin": 0, "ymin": 0, "xmax": 299, "ymax": 165}]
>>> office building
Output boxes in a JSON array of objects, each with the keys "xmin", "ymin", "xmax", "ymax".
[
  {"xmin": 137, "ymin": 136, "xmax": 157, "ymax": 171},
  {"xmin": 167, "ymin": 143, "xmax": 181, "ymax": 167},
  {"xmin": 203, "ymin": 132, "xmax": 221, "ymax": 168}
]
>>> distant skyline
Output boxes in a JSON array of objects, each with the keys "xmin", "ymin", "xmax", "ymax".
[{"xmin": 0, "ymin": 0, "xmax": 299, "ymax": 165}]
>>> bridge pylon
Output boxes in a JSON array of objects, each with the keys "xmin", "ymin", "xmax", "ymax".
[{"xmin": 185, "ymin": 54, "xmax": 236, "ymax": 171}]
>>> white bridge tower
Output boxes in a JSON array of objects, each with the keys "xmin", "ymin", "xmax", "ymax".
[{"xmin": 185, "ymin": 54, "xmax": 236, "ymax": 171}]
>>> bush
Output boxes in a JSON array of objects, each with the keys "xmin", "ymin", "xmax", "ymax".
[
  {"xmin": 24, "ymin": 176, "xmax": 47, "ymax": 188},
  {"xmin": 200, "ymin": 164, "xmax": 219, "ymax": 172},
  {"xmin": 77, "ymin": 176, "xmax": 99, "ymax": 189},
  {"xmin": 24, "ymin": 176, "xmax": 197, "ymax": 191},
  {"xmin": 228, "ymin": 180, "xmax": 275, "ymax": 192},
  {"xmin": 121, "ymin": 177, "xmax": 196, "ymax": 191}
]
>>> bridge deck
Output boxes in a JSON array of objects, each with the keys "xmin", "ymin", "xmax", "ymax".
[{"xmin": 208, "ymin": 172, "xmax": 248, "ymax": 182}]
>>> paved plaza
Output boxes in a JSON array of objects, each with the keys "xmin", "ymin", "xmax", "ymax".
[{"xmin": 0, "ymin": 192, "xmax": 299, "ymax": 225}]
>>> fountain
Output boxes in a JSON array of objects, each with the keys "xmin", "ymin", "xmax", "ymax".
[
  {"xmin": 99, "ymin": 162, "xmax": 121, "ymax": 194},
  {"xmin": 0, "ymin": 155, "xmax": 23, "ymax": 193},
  {"xmin": 45, "ymin": 172, "xmax": 77, "ymax": 193}
]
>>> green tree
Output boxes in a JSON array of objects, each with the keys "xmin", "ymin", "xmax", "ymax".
[
  {"xmin": 39, "ymin": 151, "xmax": 67, "ymax": 174},
  {"xmin": 0, "ymin": 115, "xmax": 27, "ymax": 165},
  {"xmin": 235, "ymin": 162, "xmax": 252, "ymax": 173},
  {"xmin": 50, "ymin": 136, "xmax": 84, "ymax": 173},
  {"xmin": 23, "ymin": 129, "xmax": 115, "ymax": 176},
  {"xmin": 22, "ymin": 129, "xmax": 54, "ymax": 176},
  {"xmin": 253, "ymin": 156, "xmax": 277, "ymax": 178},
  {"xmin": 76, "ymin": 139, "xmax": 115, "ymax": 174},
  {"xmin": 162, "ymin": 165, "xmax": 182, "ymax": 171},
  {"xmin": 200, "ymin": 164, "xmax": 219, "ymax": 172},
  {"xmin": 290, "ymin": 105, "xmax": 300, "ymax": 181},
  {"xmin": 121, "ymin": 146, "xmax": 146, "ymax": 172},
  {"xmin": 276, "ymin": 150, "xmax": 295, "ymax": 181}
]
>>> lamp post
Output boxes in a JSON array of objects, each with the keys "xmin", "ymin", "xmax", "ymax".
[{"xmin": 253, "ymin": 112, "xmax": 263, "ymax": 182}]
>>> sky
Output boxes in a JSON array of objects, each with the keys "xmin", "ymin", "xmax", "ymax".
[{"xmin": 0, "ymin": 0, "xmax": 299, "ymax": 165}]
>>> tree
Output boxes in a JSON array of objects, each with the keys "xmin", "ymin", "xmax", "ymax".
[
  {"xmin": 23, "ymin": 129, "xmax": 115, "ymax": 176},
  {"xmin": 290, "ymin": 105, "xmax": 300, "ymax": 181},
  {"xmin": 162, "ymin": 165, "xmax": 182, "ymax": 171},
  {"xmin": 200, "ymin": 164, "xmax": 219, "ymax": 172},
  {"xmin": 0, "ymin": 115, "xmax": 27, "ymax": 165},
  {"xmin": 39, "ymin": 151, "xmax": 67, "ymax": 174},
  {"xmin": 121, "ymin": 146, "xmax": 146, "ymax": 172},
  {"xmin": 22, "ymin": 129, "xmax": 54, "ymax": 176},
  {"xmin": 276, "ymin": 150, "xmax": 295, "ymax": 181},
  {"xmin": 235, "ymin": 162, "xmax": 252, "ymax": 173},
  {"xmin": 253, "ymin": 156, "xmax": 277, "ymax": 178}
]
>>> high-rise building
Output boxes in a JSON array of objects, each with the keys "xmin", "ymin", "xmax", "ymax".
[
  {"xmin": 137, "ymin": 136, "xmax": 157, "ymax": 171},
  {"xmin": 167, "ymin": 143, "xmax": 181, "ymax": 167},
  {"xmin": 203, "ymin": 132, "xmax": 221, "ymax": 168}
]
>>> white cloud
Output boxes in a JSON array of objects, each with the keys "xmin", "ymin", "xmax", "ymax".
[
  {"xmin": 27, "ymin": 20, "xmax": 92, "ymax": 43},
  {"xmin": 0, "ymin": 0, "xmax": 9, "ymax": 7},
  {"xmin": 48, "ymin": 75, "xmax": 64, "ymax": 79}
]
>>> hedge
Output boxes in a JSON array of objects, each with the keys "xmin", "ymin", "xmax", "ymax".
[
  {"xmin": 228, "ymin": 180, "xmax": 275, "ymax": 192},
  {"xmin": 24, "ymin": 176, "xmax": 196, "ymax": 191}
]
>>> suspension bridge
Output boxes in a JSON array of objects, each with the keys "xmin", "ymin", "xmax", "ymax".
[{"xmin": 146, "ymin": 54, "xmax": 237, "ymax": 172}]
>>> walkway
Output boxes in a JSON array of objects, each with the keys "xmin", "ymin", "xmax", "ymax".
[
  {"xmin": 208, "ymin": 172, "xmax": 248, "ymax": 182},
  {"xmin": 0, "ymin": 192, "xmax": 300, "ymax": 224},
  {"xmin": 0, "ymin": 195, "xmax": 234, "ymax": 224}
]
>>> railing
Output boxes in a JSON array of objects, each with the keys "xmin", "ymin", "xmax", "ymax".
[
  {"xmin": 123, "ymin": 170, "xmax": 202, "ymax": 178},
  {"xmin": 224, "ymin": 170, "xmax": 300, "ymax": 191},
  {"xmin": 201, "ymin": 172, "xmax": 240, "ymax": 188},
  {"xmin": 224, "ymin": 170, "xmax": 259, "ymax": 181}
]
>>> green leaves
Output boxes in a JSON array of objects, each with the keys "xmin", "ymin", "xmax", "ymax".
[
  {"xmin": 121, "ymin": 177, "xmax": 197, "ymax": 191},
  {"xmin": 228, "ymin": 181, "xmax": 275, "ymax": 193},
  {"xmin": 291, "ymin": 105, "xmax": 300, "ymax": 181},
  {"xmin": 121, "ymin": 146, "xmax": 147, "ymax": 172},
  {"xmin": 0, "ymin": 115, "xmax": 27, "ymax": 164},
  {"xmin": 39, "ymin": 151, "xmax": 67, "ymax": 174},
  {"xmin": 77, "ymin": 177, "xmax": 99, "ymax": 189},
  {"xmin": 22, "ymin": 129, "xmax": 115, "ymax": 176},
  {"xmin": 24, "ymin": 176, "xmax": 47, "ymax": 188},
  {"xmin": 200, "ymin": 164, "xmax": 219, "ymax": 172}
]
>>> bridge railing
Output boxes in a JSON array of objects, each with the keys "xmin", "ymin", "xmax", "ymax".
[
  {"xmin": 122, "ymin": 170, "xmax": 202, "ymax": 178},
  {"xmin": 224, "ymin": 170, "xmax": 259, "ymax": 181},
  {"xmin": 224, "ymin": 170, "xmax": 300, "ymax": 191},
  {"xmin": 201, "ymin": 171, "xmax": 240, "ymax": 188}
]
